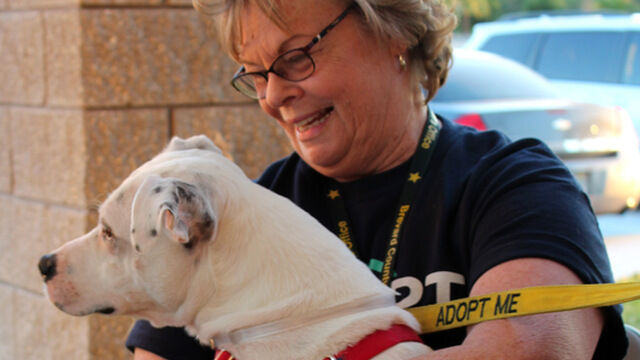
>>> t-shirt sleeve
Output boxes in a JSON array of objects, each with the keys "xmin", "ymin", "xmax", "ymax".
[
  {"xmin": 466, "ymin": 139, "xmax": 614, "ymax": 286},
  {"xmin": 462, "ymin": 138, "xmax": 627, "ymax": 359},
  {"xmin": 125, "ymin": 320, "xmax": 215, "ymax": 360}
]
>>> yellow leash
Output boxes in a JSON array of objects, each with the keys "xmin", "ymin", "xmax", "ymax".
[{"xmin": 409, "ymin": 282, "xmax": 640, "ymax": 334}]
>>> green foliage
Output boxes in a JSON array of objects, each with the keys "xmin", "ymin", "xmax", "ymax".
[
  {"xmin": 624, "ymin": 299, "xmax": 640, "ymax": 329},
  {"xmin": 596, "ymin": 0, "xmax": 640, "ymax": 11},
  {"xmin": 524, "ymin": 0, "xmax": 567, "ymax": 11},
  {"xmin": 455, "ymin": 0, "xmax": 498, "ymax": 18},
  {"xmin": 620, "ymin": 273, "xmax": 640, "ymax": 329},
  {"xmin": 447, "ymin": 0, "xmax": 640, "ymax": 32}
]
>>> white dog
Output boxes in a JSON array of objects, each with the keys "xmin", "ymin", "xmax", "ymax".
[{"xmin": 38, "ymin": 135, "xmax": 431, "ymax": 359}]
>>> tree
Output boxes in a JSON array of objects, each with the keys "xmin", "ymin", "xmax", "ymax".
[
  {"xmin": 596, "ymin": 0, "xmax": 640, "ymax": 11},
  {"xmin": 446, "ymin": 0, "xmax": 501, "ymax": 32},
  {"xmin": 449, "ymin": 0, "xmax": 640, "ymax": 34},
  {"xmin": 523, "ymin": 0, "xmax": 568, "ymax": 10}
]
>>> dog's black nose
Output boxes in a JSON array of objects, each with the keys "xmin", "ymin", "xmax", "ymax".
[{"xmin": 38, "ymin": 254, "xmax": 57, "ymax": 282}]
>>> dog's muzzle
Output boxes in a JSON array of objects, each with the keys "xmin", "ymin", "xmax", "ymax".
[{"xmin": 38, "ymin": 253, "xmax": 57, "ymax": 282}]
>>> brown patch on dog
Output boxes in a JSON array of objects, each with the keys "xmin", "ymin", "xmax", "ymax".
[{"xmin": 185, "ymin": 213, "xmax": 215, "ymax": 250}]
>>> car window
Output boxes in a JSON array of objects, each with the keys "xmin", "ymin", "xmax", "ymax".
[
  {"xmin": 535, "ymin": 32, "xmax": 627, "ymax": 83},
  {"xmin": 480, "ymin": 33, "xmax": 541, "ymax": 66},
  {"xmin": 623, "ymin": 33, "xmax": 640, "ymax": 85},
  {"xmin": 433, "ymin": 56, "xmax": 556, "ymax": 102}
]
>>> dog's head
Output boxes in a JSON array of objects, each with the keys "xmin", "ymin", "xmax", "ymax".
[{"xmin": 38, "ymin": 136, "xmax": 226, "ymax": 326}]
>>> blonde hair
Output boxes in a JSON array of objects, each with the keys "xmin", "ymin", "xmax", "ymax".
[{"xmin": 193, "ymin": 0, "xmax": 457, "ymax": 102}]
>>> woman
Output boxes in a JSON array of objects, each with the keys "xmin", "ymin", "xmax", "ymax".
[{"xmin": 128, "ymin": 0, "xmax": 627, "ymax": 358}]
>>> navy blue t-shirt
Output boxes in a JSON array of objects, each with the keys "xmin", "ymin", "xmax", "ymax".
[{"xmin": 127, "ymin": 117, "xmax": 627, "ymax": 359}]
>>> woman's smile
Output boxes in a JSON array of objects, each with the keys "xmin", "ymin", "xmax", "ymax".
[{"xmin": 293, "ymin": 107, "xmax": 334, "ymax": 140}]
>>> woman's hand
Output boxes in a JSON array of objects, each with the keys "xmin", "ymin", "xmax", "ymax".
[{"xmin": 133, "ymin": 348, "xmax": 167, "ymax": 360}]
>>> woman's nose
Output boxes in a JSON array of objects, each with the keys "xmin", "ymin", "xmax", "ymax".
[{"xmin": 262, "ymin": 73, "xmax": 302, "ymax": 108}]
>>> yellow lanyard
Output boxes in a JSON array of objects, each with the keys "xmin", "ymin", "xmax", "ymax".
[
  {"xmin": 409, "ymin": 282, "xmax": 640, "ymax": 333},
  {"xmin": 326, "ymin": 109, "xmax": 441, "ymax": 286}
]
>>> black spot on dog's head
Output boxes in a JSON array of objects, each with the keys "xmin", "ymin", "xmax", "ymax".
[
  {"xmin": 150, "ymin": 229, "xmax": 157, "ymax": 237},
  {"xmin": 176, "ymin": 185, "xmax": 194, "ymax": 202},
  {"xmin": 153, "ymin": 186, "xmax": 163, "ymax": 194}
]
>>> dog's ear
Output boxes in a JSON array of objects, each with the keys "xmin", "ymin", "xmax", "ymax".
[
  {"xmin": 132, "ymin": 176, "xmax": 217, "ymax": 249},
  {"xmin": 158, "ymin": 205, "xmax": 190, "ymax": 245},
  {"xmin": 163, "ymin": 135, "xmax": 222, "ymax": 154},
  {"xmin": 159, "ymin": 180, "xmax": 217, "ymax": 248}
]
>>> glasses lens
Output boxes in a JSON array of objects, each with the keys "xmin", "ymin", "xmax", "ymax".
[
  {"xmin": 231, "ymin": 73, "xmax": 266, "ymax": 99},
  {"xmin": 273, "ymin": 49, "xmax": 315, "ymax": 81},
  {"xmin": 230, "ymin": 49, "xmax": 315, "ymax": 99}
]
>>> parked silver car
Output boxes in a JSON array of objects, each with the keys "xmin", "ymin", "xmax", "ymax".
[
  {"xmin": 465, "ymin": 12, "xmax": 640, "ymax": 141},
  {"xmin": 431, "ymin": 50, "xmax": 640, "ymax": 214}
]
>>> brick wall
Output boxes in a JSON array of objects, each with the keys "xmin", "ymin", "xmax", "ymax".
[{"xmin": 0, "ymin": 0, "xmax": 291, "ymax": 358}]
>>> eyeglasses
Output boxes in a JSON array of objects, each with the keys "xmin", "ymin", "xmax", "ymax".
[{"xmin": 230, "ymin": 4, "xmax": 354, "ymax": 99}]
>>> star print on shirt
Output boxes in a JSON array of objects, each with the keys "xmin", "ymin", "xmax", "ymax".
[{"xmin": 408, "ymin": 172, "xmax": 422, "ymax": 183}]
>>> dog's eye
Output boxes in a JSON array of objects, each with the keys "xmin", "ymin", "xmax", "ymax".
[{"xmin": 101, "ymin": 227, "xmax": 114, "ymax": 241}]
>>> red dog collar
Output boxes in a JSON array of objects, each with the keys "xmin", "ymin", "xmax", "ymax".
[
  {"xmin": 323, "ymin": 324, "xmax": 423, "ymax": 360},
  {"xmin": 214, "ymin": 350, "xmax": 235, "ymax": 360},
  {"xmin": 214, "ymin": 324, "xmax": 422, "ymax": 360}
]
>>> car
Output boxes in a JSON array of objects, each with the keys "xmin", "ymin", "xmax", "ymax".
[
  {"xmin": 464, "ymin": 12, "xmax": 640, "ymax": 141},
  {"xmin": 430, "ymin": 49, "xmax": 640, "ymax": 214}
]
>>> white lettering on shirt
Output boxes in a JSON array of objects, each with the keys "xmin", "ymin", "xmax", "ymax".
[{"xmin": 391, "ymin": 271, "xmax": 466, "ymax": 308}]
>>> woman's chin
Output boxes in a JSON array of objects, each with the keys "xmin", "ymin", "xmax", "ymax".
[{"xmin": 299, "ymin": 147, "xmax": 340, "ymax": 171}]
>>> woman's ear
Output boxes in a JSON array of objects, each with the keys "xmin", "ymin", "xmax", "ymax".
[
  {"xmin": 387, "ymin": 33, "xmax": 409, "ymax": 58},
  {"xmin": 388, "ymin": 37, "xmax": 410, "ymax": 71}
]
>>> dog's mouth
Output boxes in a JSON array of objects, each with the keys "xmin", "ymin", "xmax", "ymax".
[
  {"xmin": 54, "ymin": 302, "xmax": 116, "ymax": 316},
  {"xmin": 95, "ymin": 307, "xmax": 116, "ymax": 315}
]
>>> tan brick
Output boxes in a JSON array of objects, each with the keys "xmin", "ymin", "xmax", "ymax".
[
  {"xmin": 0, "ymin": 195, "xmax": 87, "ymax": 292},
  {"xmin": 166, "ymin": 0, "xmax": 193, "ymax": 6},
  {"xmin": 174, "ymin": 105, "xmax": 292, "ymax": 179},
  {"xmin": 89, "ymin": 315, "xmax": 134, "ymax": 360},
  {"xmin": 7, "ymin": 0, "xmax": 79, "ymax": 9},
  {"xmin": 0, "ymin": 286, "xmax": 16, "ymax": 360},
  {"xmin": 79, "ymin": 8, "xmax": 243, "ymax": 107},
  {"xmin": 82, "ymin": 0, "xmax": 162, "ymax": 5},
  {"xmin": 0, "ymin": 108, "xmax": 11, "ymax": 193},
  {"xmin": 0, "ymin": 12, "xmax": 45, "ymax": 105},
  {"xmin": 10, "ymin": 108, "xmax": 86, "ymax": 206},
  {"xmin": 44, "ymin": 9, "xmax": 84, "ymax": 107},
  {"xmin": 13, "ymin": 288, "xmax": 90, "ymax": 360},
  {"xmin": 83, "ymin": 109, "xmax": 168, "ymax": 207}
]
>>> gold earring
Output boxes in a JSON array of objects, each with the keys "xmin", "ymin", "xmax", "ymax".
[{"xmin": 398, "ymin": 55, "xmax": 407, "ymax": 70}]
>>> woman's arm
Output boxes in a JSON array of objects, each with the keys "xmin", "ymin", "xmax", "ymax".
[{"xmin": 412, "ymin": 257, "xmax": 604, "ymax": 359}]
